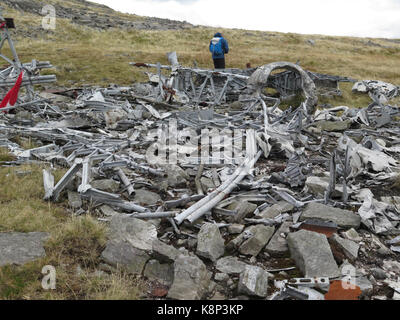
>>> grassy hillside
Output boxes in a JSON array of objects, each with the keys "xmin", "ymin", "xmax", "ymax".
[{"xmin": 2, "ymin": 1, "xmax": 400, "ymax": 108}]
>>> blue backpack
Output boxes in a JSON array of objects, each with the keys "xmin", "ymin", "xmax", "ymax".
[{"xmin": 210, "ymin": 38, "xmax": 224, "ymax": 56}]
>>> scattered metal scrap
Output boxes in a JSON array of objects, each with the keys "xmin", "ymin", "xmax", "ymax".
[
  {"xmin": 1, "ymin": 46, "xmax": 400, "ymax": 300},
  {"xmin": 130, "ymin": 56, "xmax": 354, "ymax": 108}
]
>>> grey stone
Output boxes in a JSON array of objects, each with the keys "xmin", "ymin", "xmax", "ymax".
[
  {"xmin": 99, "ymin": 205, "xmax": 119, "ymax": 217},
  {"xmin": 101, "ymin": 240, "xmax": 150, "ymax": 274},
  {"xmin": 239, "ymin": 225, "xmax": 275, "ymax": 257},
  {"xmin": 339, "ymin": 260, "xmax": 366, "ymax": 278},
  {"xmin": 227, "ymin": 201, "xmax": 257, "ymax": 222},
  {"xmin": 287, "ymin": 230, "xmax": 340, "ymax": 278},
  {"xmin": 228, "ymin": 224, "xmax": 245, "ymax": 235},
  {"xmin": 226, "ymin": 232, "xmax": 247, "ymax": 252},
  {"xmin": 196, "ymin": 223, "xmax": 225, "ymax": 262},
  {"xmin": 152, "ymin": 239, "xmax": 180, "ymax": 263},
  {"xmin": 208, "ymin": 281, "xmax": 217, "ymax": 296},
  {"xmin": 167, "ymin": 255, "xmax": 211, "ymax": 300},
  {"xmin": 356, "ymin": 277, "xmax": 374, "ymax": 296},
  {"xmin": 144, "ymin": 260, "xmax": 174, "ymax": 286},
  {"xmin": 329, "ymin": 234, "xmax": 360, "ymax": 261},
  {"xmin": 0, "ymin": 232, "xmax": 49, "ymax": 267},
  {"xmin": 134, "ymin": 188, "xmax": 161, "ymax": 206},
  {"xmin": 305, "ymin": 176, "xmax": 343, "ymax": 198},
  {"xmin": 166, "ymin": 165, "xmax": 189, "ymax": 188},
  {"xmin": 259, "ymin": 201, "xmax": 294, "ymax": 220},
  {"xmin": 265, "ymin": 222, "xmax": 292, "ymax": 257},
  {"xmin": 176, "ymin": 239, "xmax": 187, "ymax": 247},
  {"xmin": 238, "ymin": 265, "xmax": 271, "ymax": 298},
  {"xmin": 187, "ymin": 238, "xmax": 198, "ymax": 250},
  {"xmin": 371, "ymin": 268, "xmax": 387, "ymax": 280},
  {"xmin": 300, "ymin": 203, "xmax": 361, "ymax": 229},
  {"xmin": 200, "ymin": 177, "xmax": 216, "ymax": 191},
  {"xmin": 91, "ymin": 179, "xmax": 120, "ymax": 193},
  {"xmin": 39, "ymin": 92, "xmax": 71, "ymax": 103},
  {"xmin": 216, "ymin": 256, "xmax": 248, "ymax": 275},
  {"xmin": 214, "ymin": 273, "xmax": 230, "ymax": 282},
  {"xmin": 67, "ymin": 191, "xmax": 82, "ymax": 209},
  {"xmin": 342, "ymin": 228, "xmax": 362, "ymax": 242},
  {"xmin": 109, "ymin": 214, "xmax": 157, "ymax": 251}
]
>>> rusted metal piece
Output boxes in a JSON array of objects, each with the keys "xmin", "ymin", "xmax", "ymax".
[
  {"xmin": 298, "ymin": 219, "xmax": 338, "ymax": 238},
  {"xmin": 132, "ymin": 62, "xmax": 152, "ymax": 68},
  {"xmin": 324, "ymin": 280, "xmax": 362, "ymax": 300}
]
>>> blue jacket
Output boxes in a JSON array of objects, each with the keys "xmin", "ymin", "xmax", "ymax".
[{"xmin": 209, "ymin": 33, "xmax": 229, "ymax": 59}]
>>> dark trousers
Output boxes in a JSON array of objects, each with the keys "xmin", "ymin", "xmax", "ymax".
[{"xmin": 213, "ymin": 58, "xmax": 225, "ymax": 69}]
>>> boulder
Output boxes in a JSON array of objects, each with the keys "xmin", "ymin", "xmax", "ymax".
[
  {"xmin": 167, "ymin": 255, "xmax": 211, "ymax": 300},
  {"xmin": 305, "ymin": 176, "xmax": 343, "ymax": 198},
  {"xmin": 67, "ymin": 191, "xmax": 82, "ymax": 209},
  {"xmin": 287, "ymin": 230, "xmax": 340, "ymax": 278},
  {"xmin": 101, "ymin": 215, "xmax": 158, "ymax": 274},
  {"xmin": 214, "ymin": 273, "xmax": 230, "ymax": 283},
  {"xmin": 101, "ymin": 240, "xmax": 150, "ymax": 274},
  {"xmin": 342, "ymin": 228, "xmax": 362, "ymax": 242},
  {"xmin": 91, "ymin": 179, "xmax": 120, "ymax": 193},
  {"xmin": 238, "ymin": 265, "xmax": 271, "ymax": 298},
  {"xmin": 216, "ymin": 256, "xmax": 248, "ymax": 275},
  {"xmin": 300, "ymin": 203, "xmax": 361, "ymax": 229},
  {"xmin": 259, "ymin": 201, "xmax": 294, "ymax": 220},
  {"xmin": 265, "ymin": 222, "xmax": 292, "ymax": 257},
  {"xmin": 200, "ymin": 177, "xmax": 216, "ymax": 191},
  {"xmin": 152, "ymin": 239, "xmax": 180, "ymax": 263},
  {"xmin": 166, "ymin": 165, "xmax": 190, "ymax": 188},
  {"xmin": 228, "ymin": 224, "xmax": 245, "ymax": 235},
  {"xmin": 0, "ymin": 232, "xmax": 49, "ymax": 267},
  {"xmin": 239, "ymin": 225, "xmax": 275, "ymax": 257},
  {"xmin": 144, "ymin": 260, "xmax": 174, "ymax": 286},
  {"xmin": 196, "ymin": 223, "xmax": 225, "ymax": 262},
  {"xmin": 99, "ymin": 205, "xmax": 119, "ymax": 217},
  {"xmin": 227, "ymin": 201, "xmax": 258, "ymax": 222},
  {"xmin": 314, "ymin": 120, "xmax": 352, "ymax": 132},
  {"xmin": 108, "ymin": 215, "xmax": 157, "ymax": 251},
  {"xmin": 329, "ymin": 234, "xmax": 360, "ymax": 262},
  {"xmin": 134, "ymin": 188, "xmax": 161, "ymax": 206}
]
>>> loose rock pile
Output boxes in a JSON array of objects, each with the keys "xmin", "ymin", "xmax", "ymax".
[{"xmin": 4, "ymin": 0, "xmax": 193, "ymax": 35}]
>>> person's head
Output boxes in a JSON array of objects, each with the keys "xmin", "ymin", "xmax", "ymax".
[{"xmin": 214, "ymin": 32, "xmax": 223, "ymax": 38}]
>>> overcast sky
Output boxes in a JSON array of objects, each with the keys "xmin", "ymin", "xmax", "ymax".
[{"xmin": 90, "ymin": 0, "xmax": 400, "ymax": 38}]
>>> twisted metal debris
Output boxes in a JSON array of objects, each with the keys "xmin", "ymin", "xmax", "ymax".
[{"xmin": 1, "ymin": 45, "xmax": 400, "ymax": 300}]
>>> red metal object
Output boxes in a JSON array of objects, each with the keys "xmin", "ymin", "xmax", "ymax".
[
  {"xmin": 0, "ymin": 71, "xmax": 24, "ymax": 112},
  {"xmin": 299, "ymin": 220, "xmax": 338, "ymax": 238},
  {"xmin": 325, "ymin": 280, "xmax": 362, "ymax": 300}
]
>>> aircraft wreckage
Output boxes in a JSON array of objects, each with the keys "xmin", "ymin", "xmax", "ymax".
[{"xmin": 1, "ymin": 13, "xmax": 400, "ymax": 300}]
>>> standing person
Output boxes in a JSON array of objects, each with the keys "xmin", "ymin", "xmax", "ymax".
[{"xmin": 209, "ymin": 32, "xmax": 229, "ymax": 69}]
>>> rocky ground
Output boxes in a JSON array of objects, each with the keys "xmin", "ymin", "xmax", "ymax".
[{"xmin": 3, "ymin": 0, "xmax": 193, "ymax": 35}]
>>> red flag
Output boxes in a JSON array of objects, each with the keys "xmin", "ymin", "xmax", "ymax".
[{"xmin": 0, "ymin": 71, "xmax": 24, "ymax": 110}]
